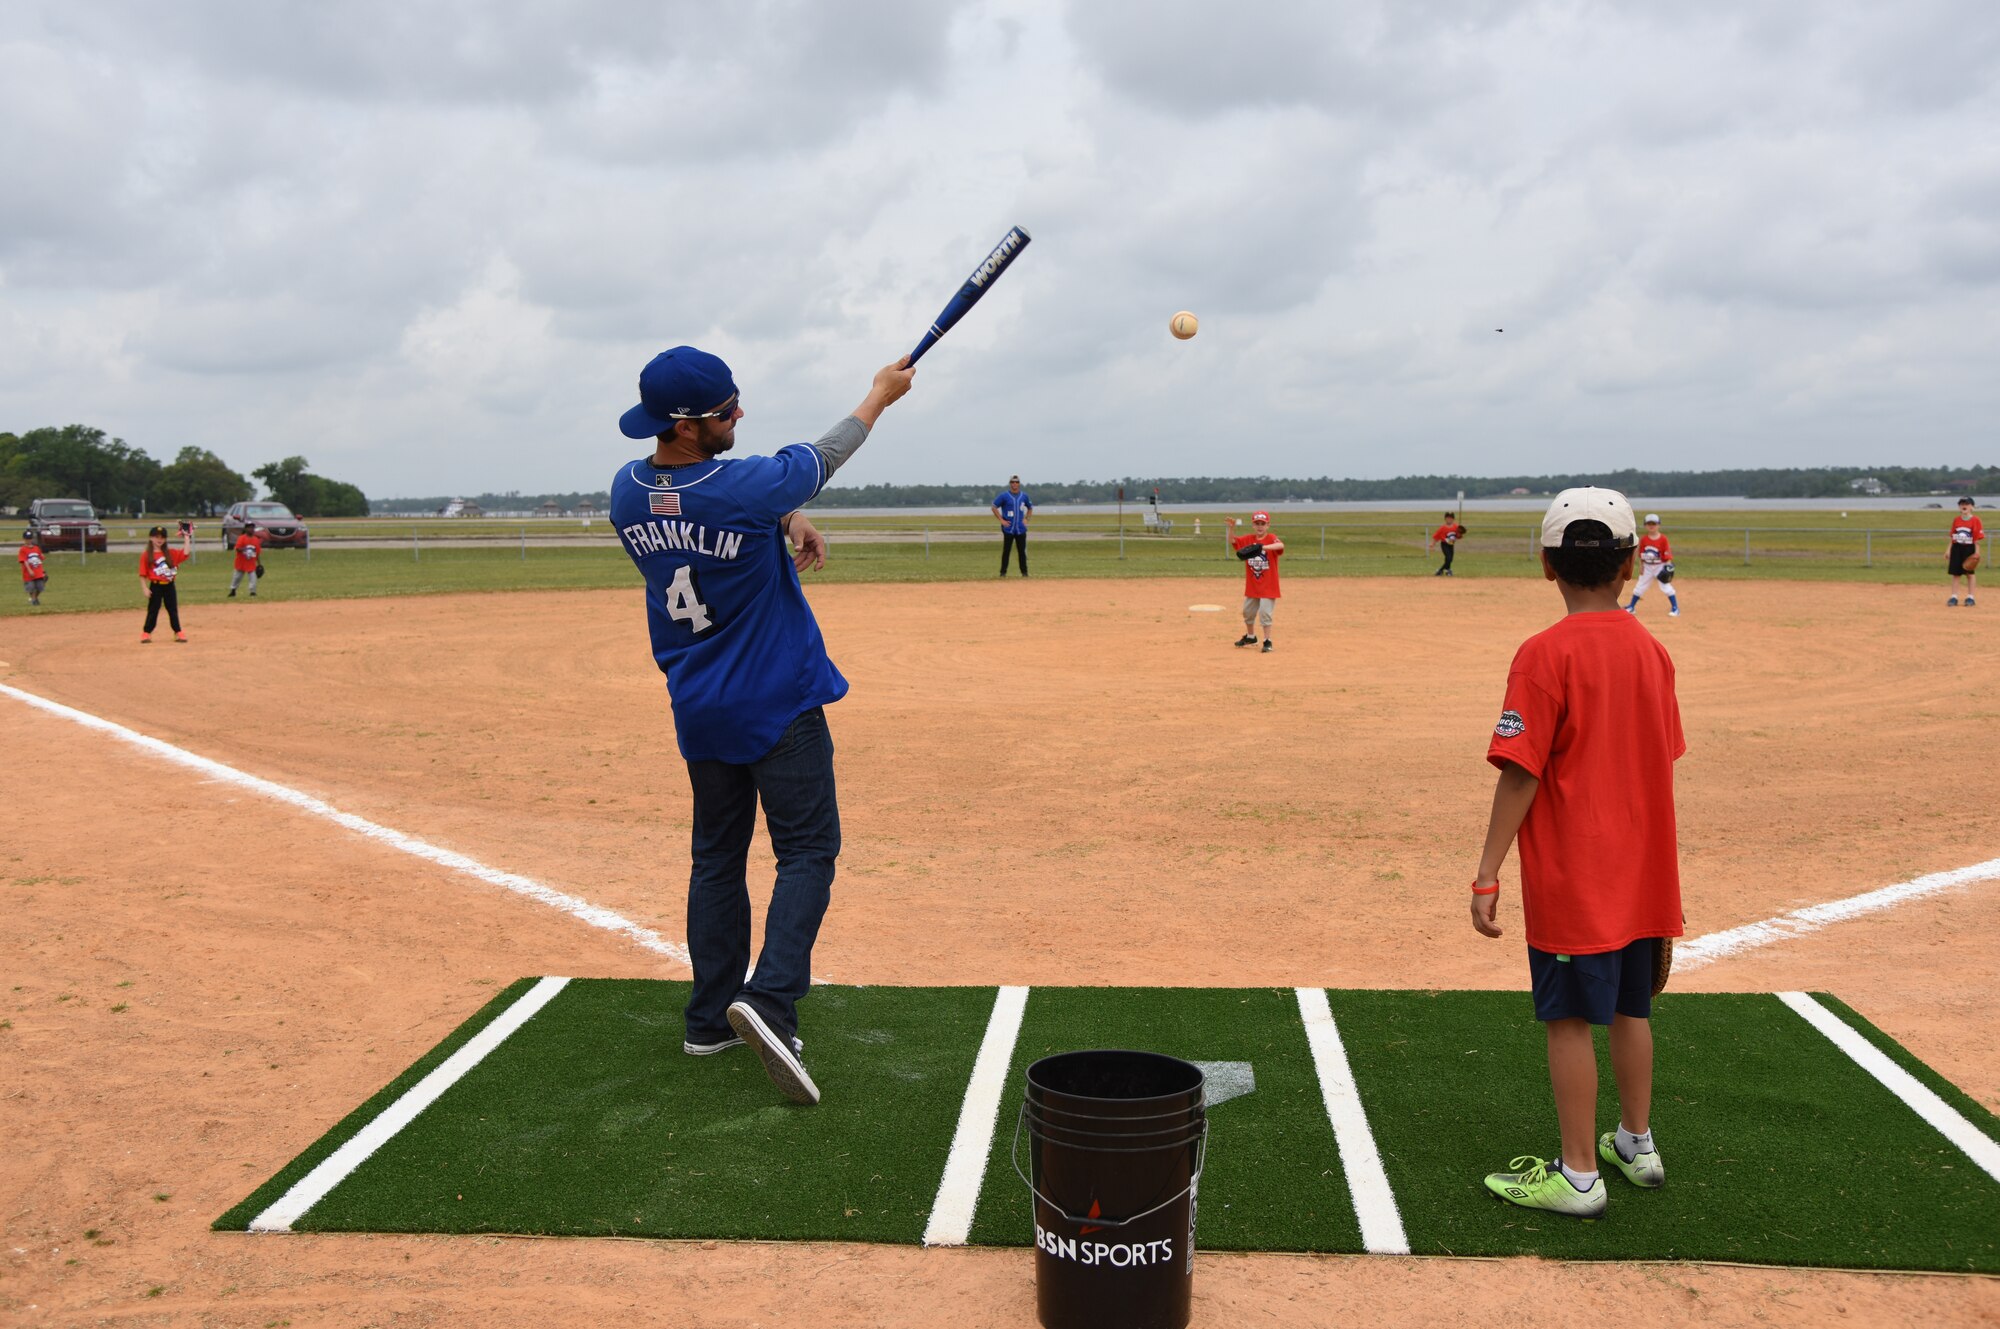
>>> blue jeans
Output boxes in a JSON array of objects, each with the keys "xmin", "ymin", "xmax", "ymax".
[{"xmin": 683, "ymin": 707, "xmax": 840, "ymax": 1045}]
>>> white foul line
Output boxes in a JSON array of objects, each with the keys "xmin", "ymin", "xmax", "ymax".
[
  {"xmin": 249, "ymin": 975, "xmax": 571, "ymax": 1231},
  {"xmin": 923, "ymin": 985, "xmax": 1030, "ymax": 1246},
  {"xmin": 1296, "ymin": 988, "xmax": 1409, "ymax": 1255},
  {"xmin": 1676, "ymin": 857, "xmax": 2000, "ymax": 972},
  {"xmin": 0, "ymin": 682, "xmax": 690, "ymax": 967},
  {"xmin": 1778, "ymin": 991, "xmax": 2000, "ymax": 1185}
]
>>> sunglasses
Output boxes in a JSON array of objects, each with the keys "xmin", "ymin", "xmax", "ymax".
[{"xmin": 670, "ymin": 395, "xmax": 739, "ymax": 421}]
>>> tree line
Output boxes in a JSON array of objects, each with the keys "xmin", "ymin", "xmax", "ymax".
[
  {"xmin": 804, "ymin": 464, "xmax": 2000, "ymax": 506},
  {"xmin": 368, "ymin": 462, "xmax": 1996, "ymax": 515},
  {"xmin": 0, "ymin": 424, "xmax": 369, "ymax": 517}
]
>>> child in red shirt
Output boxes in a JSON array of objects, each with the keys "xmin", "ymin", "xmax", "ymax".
[
  {"xmin": 138, "ymin": 524, "xmax": 193, "ymax": 642},
  {"xmin": 18, "ymin": 539, "xmax": 47, "ymax": 606},
  {"xmin": 229, "ymin": 523, "xmax": 263, "ymax": 598},
  {"xmin": 1624, "ymin": 513, "xmax": 1680, "ymax": 617},
  {"xmin": 1468, "ymin": 487, "xmax": 1685, "ymax": 1219},
  {"xmin": 1947, "ymin": 497, "xmax": 1983, "ymax": 606},
  {"xmin": 1430, "ymin": 513, "xmax": 1466, "ymax": 577},
  {"xmin": 1227, "ymin": 511, "xmax": 1284, "ymax": 653}
]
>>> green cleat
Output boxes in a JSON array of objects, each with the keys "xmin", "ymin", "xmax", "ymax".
[
  {"xmin": 1483, "ymin": 1155, "xmax": 1607, "ymax": 1218},
  {"xmin": 1598, "ymin": 1132, "xmax": 1665, "ymax": 1188}
]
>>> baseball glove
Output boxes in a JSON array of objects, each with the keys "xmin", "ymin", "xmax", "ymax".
[
  {"xmin": 1966, "ymin": 552, "xmax": 1982, "ymax": 572},
  {"xmin": 1651, "ymin": 937, "xmax": 1674, "ymax": 996},
  {"xmin": 1658, "ymin": 561, "xmax": 1675, "ymax": 584}
]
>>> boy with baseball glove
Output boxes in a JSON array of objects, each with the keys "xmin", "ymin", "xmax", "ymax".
[{"xmin": 1468, "ymin": 487, "xmax": 1685, "ymax": 1218}]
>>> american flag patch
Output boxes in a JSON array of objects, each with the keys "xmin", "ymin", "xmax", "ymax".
[{"xmin": 650, "ymin": 491, "xmax": 682, "ymax": 516}]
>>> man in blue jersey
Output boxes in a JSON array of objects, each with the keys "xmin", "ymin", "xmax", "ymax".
[
  {"xmin": 992, "ymin": 475, "xmax": 1033, "ymax": 576},
  {"xmin": 612, "ymin": 345, "xmax": 915, "ymax": 1105}
]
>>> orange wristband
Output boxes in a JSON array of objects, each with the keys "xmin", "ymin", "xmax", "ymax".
[{"xmin": 1470, "ymin": 880, "xmax": 1500, "ymax": 895}]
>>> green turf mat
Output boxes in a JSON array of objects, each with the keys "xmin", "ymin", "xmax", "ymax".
[
  {"xmin": 1330, "ymin": 990, "xmax": 2000, "ymax": 1271},
  {"xmin": 226, "ymin": 979, "xmax": 996, "ymax": 1242},
  {"xmin": 1811, "ymin": 994, "xmax": 2000, "ymax": 1143},
  {"xmin": 222, "ymin": 984, "xmax": 2000, "ymax": 1271},
  {"xmin": 214, "ymin": 978, "xmax": 541, "ymax": 1232},
  {"xmin": 965, "ymin": 987, "xmax": 1362, "ymax": 1252}
]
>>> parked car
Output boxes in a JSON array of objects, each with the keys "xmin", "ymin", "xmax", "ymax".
[
  {"xmin": 221, "ymin": 501, "xmax": 310, "ymax": 550},
  {"xmin": 24, "ymin": 498, "xmax": 108, "ymax": 553}
]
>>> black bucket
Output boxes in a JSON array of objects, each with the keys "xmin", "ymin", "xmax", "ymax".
[{"xmin": 1012, "ymin": 1050, "xmax": 1208, "ymax": 1329}]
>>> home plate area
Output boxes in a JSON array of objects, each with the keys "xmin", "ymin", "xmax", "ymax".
[{"xmin": 219, "ymin": 981, "xmax": 2000, "ymax": 1273}]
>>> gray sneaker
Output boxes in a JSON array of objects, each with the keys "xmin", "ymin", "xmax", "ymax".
[
  {"xmin": 1598, "ymin": 1132, "xmax": 1665, "ymax": 1188},
  {"xmin": 727, "ymin": 1000, "xmax": 820, "ymax": 1105}
]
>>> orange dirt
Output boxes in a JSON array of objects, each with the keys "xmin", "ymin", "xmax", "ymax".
[{"xmin": 3, "ymin": 577, "xmax": 1996, "ymax": 1326}]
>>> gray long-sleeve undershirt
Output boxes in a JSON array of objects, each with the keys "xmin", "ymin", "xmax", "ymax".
[{"xmin": 811, "ymin": 415, "xmax": 870, "ymax": 478}]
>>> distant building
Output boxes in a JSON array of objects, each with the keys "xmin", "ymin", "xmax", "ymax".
[
  {"xmin": 536, "ymin": 501, "xmax": 564, "ymax": 517},
  {"xmin": 1509, "ymin": 486, "xmax": 1530, "ymax": 495},
  {"xmin": 1849, "ymin": 476, "xmax": 1887, "ymax": 495},
  {"xmin": 1943, "ymin": 479, "xmax": 1976, "ymax": 492},
  {"xmin": 574, "ymin": 500, "xmax": 599, "ymax": 516},
  {"xmin": 437, "ymin": 498, "xmax": 484, "ymax": 518}
]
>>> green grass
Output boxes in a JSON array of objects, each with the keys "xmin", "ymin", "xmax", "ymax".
[
  {"xmin": 6, "ymin": 518, "xmax": 1975, "ymax": 619},
  {"xmin": 218, "ymin": 982, "xmax": 2000, "ymax": 1271},
  {"xmin": 6, "ymin": 507, "xmax": 1981, "ymax": 617},
  {"xmin": 2, "ymin": 545, "xmax": 648, "ymax": 618}
]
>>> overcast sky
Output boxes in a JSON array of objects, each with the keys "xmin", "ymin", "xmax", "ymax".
[{"xmin": 3, "ymin": 1, "xmax": 1996, "ymax": 497}]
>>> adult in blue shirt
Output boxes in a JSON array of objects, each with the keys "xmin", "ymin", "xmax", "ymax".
[
  {"xmin": 611, "ymin": 345, "xmax": 915, "ymax": 1105},
  {"xmin": 992, "ymin": 474, "xmax": 1034, "ymax": 576}
]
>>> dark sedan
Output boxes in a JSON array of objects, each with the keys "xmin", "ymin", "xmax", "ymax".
[{"xmin": 221, "ymin": 502, "xmax": 310, "ymax": 550}]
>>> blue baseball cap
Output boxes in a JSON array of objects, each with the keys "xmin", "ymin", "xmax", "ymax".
[{"xmin": 619, "ymin": 346, "xmax": 739, "ymax": 440}]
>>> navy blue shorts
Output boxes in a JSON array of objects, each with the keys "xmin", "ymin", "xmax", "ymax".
[{"xmin": 1528, "ymin": 938, "xmax": 1657, "ymax": 1024}]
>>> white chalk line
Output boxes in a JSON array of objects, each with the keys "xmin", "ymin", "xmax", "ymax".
[
  {"xmin": 922, "ymin": 985, "xmax": 1030, "ymax": 1246},
  {"xmin": 1676, "ymin": 857, "xmax": 2000, "ymax": 972},
  {"xmin": 1778, "ymin": 992, "xmax": 2000, "ymax": 1185},
  {"xmin": 0, "ymin": 682, "xmax": 691, "ymax": 967},
  {"xmin": 1297, "ymin": 988, "xmax": 1409, "ymax": 1255},
  {"xmin": 249, "ymin": 976, "xmax": 571, "ymax": 1231}
]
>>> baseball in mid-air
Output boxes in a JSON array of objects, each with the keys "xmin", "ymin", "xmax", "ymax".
[{"xmin": 1170, "ymin": 310, "xmax": 1199, "ymax": 340}]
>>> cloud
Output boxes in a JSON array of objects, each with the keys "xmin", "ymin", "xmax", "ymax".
[{"xmin": 0, "ymin": 0, "xmax": 1995, "ymax": 494}]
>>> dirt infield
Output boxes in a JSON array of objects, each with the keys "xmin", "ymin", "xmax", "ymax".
[{"xmin": 4, "ymin": 577, "xmax": 1997, "ymax": 1326}]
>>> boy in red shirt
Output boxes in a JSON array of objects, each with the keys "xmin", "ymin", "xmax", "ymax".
[
  {"xmin": 1468, "ymin": 487, "xmax": 1685, "ymax": 1218},
  {"xmin": 18, "ymin": 537, "xmax": 47, "ymax": 606},
  {"xmin": 1430, "ymin": 512, "xmax": 1466, "ymax": 577},
  {"xmin": 1227, "ymin": 511, "xmax": 1284, "ymax": 653},
  {"xmin": 1624, "ymin": 513, "xmax": 1680, "ymax": 617},
  {"xmin": 1947, "ymin": 496, "xmax": 1982, "ymax": 607},
  {"xmin": 229, "ymin": 522, "xmax": 263, "ymax": 597}
]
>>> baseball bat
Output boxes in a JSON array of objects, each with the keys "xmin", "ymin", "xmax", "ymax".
[{"xmin": 908, "ymin": 225, "xmax": 1032, "ymax": 365}]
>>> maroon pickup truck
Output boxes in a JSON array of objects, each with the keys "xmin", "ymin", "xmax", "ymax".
[{"xmin": 24, "ymin": 498, "xmax": 108, "ymax": 553}]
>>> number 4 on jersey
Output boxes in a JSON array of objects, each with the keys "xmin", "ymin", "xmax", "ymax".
[{"xmin": 662, "ymin": 565, "xmax": 714, "ymax": 633}]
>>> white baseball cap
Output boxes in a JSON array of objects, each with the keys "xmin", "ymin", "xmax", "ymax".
[
  {"xmin": 1643, "ymin": 512, "xmax": 1661, "ymax": 524},
  {"xmin": 1540, "ymin": 487, "xmax": 1637, "ymax": 550}
]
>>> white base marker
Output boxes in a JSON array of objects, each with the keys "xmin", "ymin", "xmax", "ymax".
[
  {"xmin": 1297, "ymin": 988, "xmax": 1409, "ymax": 1255},
  {"xmin": 922, "ymin": 985, "xmax": 1030, "ymax": 1246},
  {"xmin": 0, "ymin": 682, "xmax": 690, "ymax": 966},
  {"xmin": 249, "ymin": 975, "xmax": 571, "ymax": 1232},
  {"xmin": 1678, "ymin": 858, "xmax": 2000, "ymax": 972},
  {"xmin": 1778, "ymin": 991, "xmax": 2000, "ymax": 1185}
]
